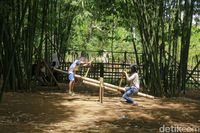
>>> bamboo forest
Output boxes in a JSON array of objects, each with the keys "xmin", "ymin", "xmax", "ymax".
[{"xmin": 0, "ymin": 0, "xmax": 200, "ymax": 132}]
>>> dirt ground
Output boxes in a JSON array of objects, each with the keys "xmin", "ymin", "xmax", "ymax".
[{"xmin": 0, "ymin": 84, "xmax": 200, "ymax": 133}]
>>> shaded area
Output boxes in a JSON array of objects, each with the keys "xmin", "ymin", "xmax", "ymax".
[
  {"xmin": 0, "ymin": 86, "xmax": 200, "ymax": 133},
  {"xmin": 0, "ymin": 92, "xmax": 76, "ymax": 133}
]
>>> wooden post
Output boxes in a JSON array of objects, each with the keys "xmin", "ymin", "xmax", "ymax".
[
  {"xmin": 119, "ymin": 75, "xmax": 124, "ymax": 87},
  {"xmin": 99, "ymin": 77, "xmax": 104, "ymax": 103},
  {"xmin": 124, "ymin": 51, "xmax": 127, "ymax": 64},
  {"xmin": 100, "ymin": 63, "xmax": 104, "ymax": 78},
  {"xmin": 102, "ymin": 79, "xmax": 104, "ymax": 103},
  {"xmin": 84, "ymin": 58, "xmax": 94, "ymax": 77},
  {"xmin": 84, "ymin": 67, "xmax": 90, "ymax": 77}
]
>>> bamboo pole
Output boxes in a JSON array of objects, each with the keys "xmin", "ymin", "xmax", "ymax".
[
  {"xmin": 118, "ymin": 75, "xmax": 124, "ymax": 87},
  {"xmin": 53, "ymin": 68, "xmax": 154, "ymax": 99},
  {"xmin": 99, "ymin": 77, "xmax": 104, "ymax": 103},
  {"xmin": 137, "ymin": 92, "xmax": 154, "ymax": 99},
  {"xmin": 84, "ymin": 67, "xmax": 91, "ymax": 77},
  {"xmin": 43, "ymin": 61, "xmax": 60, "ymax": 89},
  {"xmin": 102, "ymin": 79, "xmax": 104, "ymax": 102},
  {"xmin": 54, "ymin": 68, "xmax": 68, "ymax": 74},
  {"xmin": 83, "ymin": 80, "xmax": 154, "ymax": 99},
  {"xmin": 84, "ymin": 58, "xmax": 94, "ymax": 77},
  {"xmin": 83, "ymin": 81, "xmax": 118, "ymax": 92}
]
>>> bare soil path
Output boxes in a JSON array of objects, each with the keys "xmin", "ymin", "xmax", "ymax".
[{"xmin": 0, "ymin": 86, "xmax": 200, "ymax": 133}]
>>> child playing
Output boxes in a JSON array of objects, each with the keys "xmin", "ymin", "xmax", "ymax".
[
  {"xmin": 122, "ymin": 65, "xmax": 140, "ymax": 106},
  {"xmin": 68, "ymin": 57, "xmax": 91, "ymax": 96}
]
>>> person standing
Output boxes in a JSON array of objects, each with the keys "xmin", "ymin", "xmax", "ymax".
[
  {"xmin": 51, "ymin": 53, "xmax": 60, "ymax": 82},
  {"xmin": 68, "ymin": 57, "xmax": 91, "ymax": 96}
]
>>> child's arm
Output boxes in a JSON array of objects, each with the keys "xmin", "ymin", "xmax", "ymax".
[
  {"xmin": 122, "ymin": 71, "xmax": 135, "ymax": 81},
  {"xmin": 82, "ymin": 60, "xmax": 92, "ymax": 66}
]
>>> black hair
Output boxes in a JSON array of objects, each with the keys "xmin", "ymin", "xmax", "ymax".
[
  {"xmin": 52, "ymin": 61, "xmax": 56, "ymax": 67},
  {"xmin": 130, "ymin": 64, "xmax": 137, "ymax": 74}
]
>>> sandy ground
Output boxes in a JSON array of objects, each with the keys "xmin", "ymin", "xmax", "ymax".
[{"xmin": 0, "ymin": 84, "xmax": 200, "ymax": 133}]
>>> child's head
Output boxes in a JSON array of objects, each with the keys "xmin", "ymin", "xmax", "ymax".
[
  {"xmin": 79, "ymin": 57, "xmax": 87, "ymax": 62},
  {"xmin": 130, "ymin": 64, "xmax": 137, "ymax": 74}
]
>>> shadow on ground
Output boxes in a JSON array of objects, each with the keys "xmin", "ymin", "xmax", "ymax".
[
  {"xmin": 0, "ymin": 85, "xmax": 199, "ymax": 133},
  {"xmin": 0, "ymin": 91, "xmax": 77, "ymax": 133}
]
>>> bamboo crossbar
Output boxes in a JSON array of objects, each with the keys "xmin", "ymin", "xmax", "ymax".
[
  {"xmin": 137, "ymin": 92, "xmax": 154, "ymax": 99},
  {"xmin": 53, "ymin": 68, "xmax": 154, "ymax": 99},
  {"xmin": 83, "ymin": 80, "xmax": 154, "ymax": 99},
  {"xmin": 53, "ymin": 68, "xmax": 68, "ymax": 74},
  {"xmin": 83, "ymin": 80, "xmax": 119, "ymax": 92}
]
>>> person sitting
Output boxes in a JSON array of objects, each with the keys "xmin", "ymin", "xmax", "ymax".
[
  {"xmin": 121, "ymin": 65, "xmax": 140, "ymax": 106},
  {"xmin": 34, "ymin": 61, "xmax": 48, "ymax": 86}
]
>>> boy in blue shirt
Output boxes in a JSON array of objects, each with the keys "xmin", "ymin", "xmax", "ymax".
[{"xmin": 68, "ymin": 57, "xmax": 91, "ymax": 96}]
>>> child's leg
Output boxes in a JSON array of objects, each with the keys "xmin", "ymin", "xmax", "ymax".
[
  {"xmin": 68, "ymin": 73, "xmax": 75, "ymax": 93},
  {"xmin": 122, "ymin": 88, "xmax": 134, "ymax": 103},
  {"xmin": 69, "ymin": 81, "xmax": 72, "ymax": 93},
  {"xmin": 71, "ymin": 81, "xmax": 75, "ymax": 92}
]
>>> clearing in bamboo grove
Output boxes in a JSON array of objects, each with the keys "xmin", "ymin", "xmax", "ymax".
[{"xmin": 0, "ymin": 0, "xmax": 200, "ymax": 133}]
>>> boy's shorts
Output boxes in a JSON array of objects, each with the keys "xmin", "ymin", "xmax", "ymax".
[{"xmin": 68, "ymin": 73, "xmax": 75, "ymax": 81}]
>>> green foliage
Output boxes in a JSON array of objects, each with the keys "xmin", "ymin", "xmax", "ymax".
[{"xmin": 0, "ymin": 0, "xmax": 199, "ymax": 99}]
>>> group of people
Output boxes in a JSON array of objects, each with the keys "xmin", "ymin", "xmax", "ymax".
[
  {"xmin": 32, "ymin": 61, "xmax": 48, "ymax": 86},
  {"xmin": 68, "ymin": 57, "xmax": 140, "ymax": 106},
  {"xmin": 32, "ymin": 52, "xmax": 140, "ymax": 106},
  {"xmin": 32, "ymin": 53, "xmax": 60, "ymax": 86}
]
